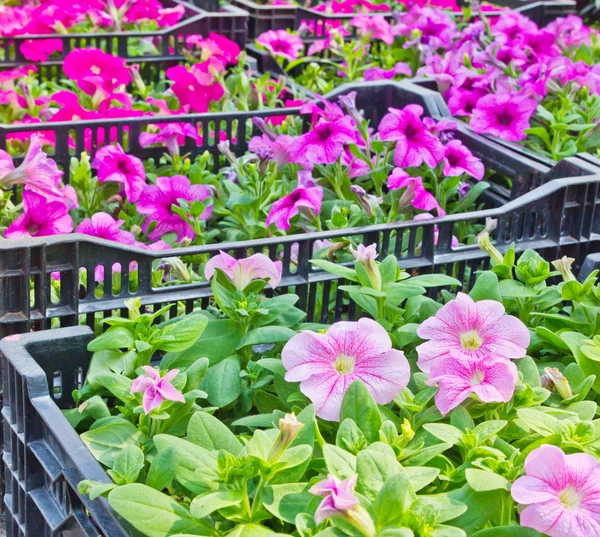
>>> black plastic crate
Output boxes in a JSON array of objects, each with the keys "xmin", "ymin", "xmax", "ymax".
[{"xmin": 0, "ymin": 2, "xmax": 249, "ymax": 67}]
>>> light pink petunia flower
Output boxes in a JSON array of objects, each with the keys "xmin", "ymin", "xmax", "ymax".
[
  {"xmin": 256, "ymin": 30, "xmax": 304, "ymax": 61},
  {"xmin": 310, "ymin": 474, "xmax": 360, "ymax": 524},
  {"xmin": 378, "ymin": 105, "xmax": 445, "ymax": 168},
  {"xmin": 131, "ymin": 366, "xmax": 185, "ymax": 415},
  {"xmin": 426, "ymin": 352, "xmax": 518, "ymax": 415},
  {"xmin": 92, "ymin": 144, "xmax": 146, "ymax": 203},
  {"xmin": 4, "ymin": 191, "xmax": 73, "ymax": 239},
  {"xmin": 471, "ymin": 93, "xmax": 538, "ymax": 142},
  {"xmin": 282, "ymin": 318, "xmax": 410, "ymax": 421},
  {"xmin": 416, "ymin": 292, "xmax": 530, "ymax": 373},
  {"xmin": 204, "ymin": 251, "xmax": 283, "ymax": 289},
  {"xmin": 512, "ymin": 445, "xmax": 600, "ymax": 537},
  {"xmin": 266, "ymin": 186, "xmax": 324, "ymax": 231}
]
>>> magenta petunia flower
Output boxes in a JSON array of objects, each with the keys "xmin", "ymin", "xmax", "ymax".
[
  {"xmin": 350, "ymin": 14, "xmax": 394, "ymax": 45},
  {"xmin": 256, "ymin": 30, "xmax": 304, "ymax": 61},
  {"xmin": 291, "ymin": 116, "xmax": 356, "ymax": 165},
  {"xmin": 378, "ymin": 105, "xmax": 445, "ymax": 168},
  {"xmin": 266, "ymin": 186, "xmax": 324, "ymax": 231},
  {"xmin": 139, "ymin": 123, "xmax": 200, "ymax": 156},
  {"xmin": 166, "ymin": 64, "xmax": 224, "ymax": 113},
  {"xmin": 310, "ymin": 474, "xmax": 359, "ymax": 524},
  {"xmin": 442, "ymin": 140, "xmax": 485, "ymax": 180},
  {"xmin": 363, "ymin": 62, "xmax": 412, "ymax": 81},
  {"xmin": 4, "ymin": 191, "xmax": 72, "ymax": 239},
  {"xmin": 131, "ymin": 366, "xmax": 185, "ymax": 415},
  {"xmin": 204, "ymin": 251, "xmax": 283, "ymax": 289},
  {"xmin": 76, "ymin": 213, "xmax": 136, "ymax": 245},
  {"xmin": 512, "ymin": 445, "xmax": 600, "ymax": 537},
  {"xmin": 426, "ymin": 351, "xmax": 518, "ymax": 415},
  {"xmin": 137, "ymin": 175, "xmax": 213, "ymax": 241},
  {"xmin": 471, "ymin": 93, "xmax": 538, "ymax": 142},
  {"xmin": 416, "ymin": 292, "xmax": 530, "ymax": 374},
  {"xmin": 282, "ymin": 318, "xmax": 410, "ymax": 421},
  {"xmin": 92, "ymin": 144, "xmax": 146, "ymax": 203},
  {"xmin": 388, "ymin": 168, "xmax": 443, "ymax": 215},
  {"xmin": 63, "ymin": 49, "xmax": 131, "ymax": 95}
]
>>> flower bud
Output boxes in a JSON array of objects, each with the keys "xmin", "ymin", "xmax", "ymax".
[
  {"xmin": 552, "ymin": 256, "xmax": 576, "ymax": 282},
  {"xmin": 350, "ymin": 243, "xmax": 381, "ymax": 290},
  {"xmin": 338, "ymin": 92, "xmax": 364, "ymax": 126},
  {"xmin": 350, "ymin": 185, "xmax": 373, "ymax": 217},
  {"xmin": 477, "ymin": 232, "xmax": 504, "ymax": 265},
  {"xmin": 217, "ymin": 141, "xmax": 237, "ymax": 165},
  {"xmin": 158, "ymin": 257, "xmax": 191, "ymax": 283},
  {"xmin": 541, "ymin": 367, "xmax": 573, "ymax": 400},
  {"xmin": 267, "ymin": 413, "xmax": 304, "ymax": 464}
]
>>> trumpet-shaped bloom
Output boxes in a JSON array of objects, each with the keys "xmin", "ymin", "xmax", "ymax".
[
  {"xmin": 442, "ymin": 140, "xmax": 485, "ymax": 180},
  {"xmin": 291, "ymin": 116, "xmax": 356, "ymax": 165},
  {"xmin": 75, "ymin": 213, "xmax": 136, "ymax": 244},
  {"xmin": 92, "ymin": 144, "xmax": 146, "ymax": 203},
  {"xmin": 266, "ymin": 186, "xmax": 323, "ymax": 231},
  {"xmin": 471, "ymin": 93, "xmax": 538, "ymax": 142},
  {"xmin": 378, "ymin": 105, "xmax": 445, "ymax": 168},
  {"xmin": 139, "ymin": 123, "xmax": 200, "ymax": 156},
  {"xmin": 426, "ymin": 352, "xmax": 518, "ymax": 415},
  {"xmin": 4, "ymin": 191, "xmax": 72, "ymax": 239},
  {"xmin": 256, "ymin": 30, "xmax": 304, "ymax": 61},
  {"xmin": 282, "ymin": 318, "xmax": 410, "ymax": 421},
  {"xmin": 512, "ymin": 445, "xmax": 600, "ymax": 537},
  {"xmin": 137, "ymin": 175, "xmax": 213, "ymax": 241},
  {"xmin": 205, "ymin": 251, "xmax": 283, "ymax": 289},
  {"xmin": 416, "ymin": 292, "xmax": 530, "ymax": 373},
  {"xmin": 166, "ymin": 64, "xmax": 224, "ymax": 113},
  {"xmin": 63, "ymin": 49, "xmax": 131, "ymax": 94},
  {"xmin": 350, "ymin": 15, "xmax": 394, "ymax": 45},
  {"xmin": 131, "ymin": 366, "xmax": 185, "ymax": 415},
  {"xmin": 311, "ymin": 474, "xmax": 360, "ymax": 524},
  {"xmin": 388, "ymin": 168, "xmax": 443, "ymax": 215}
]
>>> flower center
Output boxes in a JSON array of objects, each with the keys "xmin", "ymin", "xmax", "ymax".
[
  {"xmin": 497, "ymin": 108, "xmax": 515, "ymax": 126},
  {"xmin": 333, "ymin": 353, "xmax": 355, "ymax": 375},
  {"xmin": 91, "ymin": 65, "xmax": 101, "ymax": 75},
  {"xmin": 470, "ymin": 368, "xmax": 486, "ymax": 386},
  {"xmin": 26, "ymin": 222, "xmax": 40, "ymax": 235},
  {"xmin": 446, "ymin": 151, "xmax": 461, "ymax": 166},
  {"xmin": 559, "ymin": 486, "xmax": 584, "ymax": 510},
  {"xmin": 460, "ymin": 330, "xmax": 483, "ymax": 350}
]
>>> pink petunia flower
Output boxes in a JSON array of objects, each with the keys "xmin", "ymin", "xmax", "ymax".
[
  {"xmin": 512, "ymin": 445, "xmax": 600, "ymax": 537},
  {"xmin": 256, "ymin": 30, "xmax": 304, "ymax": 61},
  {"xmin": 378, "ymin": 105, "xmax": 445, "ymax": 168},
  {"xmin": 291, "ymin": 116, "xmax": 356, "ymax": 165},
  {"xmin": 442, "ymin": 140, "xmax": 485, "ymax": 180},
  {"xmin": 131, "ymin": 366, "xmax": 185, "ymax": 415},
  {"xmin": 137, "ymin": 175, "xmax": 213, "ymax": 241},
  {"xmin": 166, "ymin": 64, "xmax": 224, "ymax": 113},
  {"xmin": 426, "ymin": 351, "xmax": 518, "ymax": 415},
  {"xmin": 92, "ymin": 144, "xmax": 146, "ymax": 203},
  {"xmin": 266, "ymin": 186, "xmax": 324, "ymax": 231},
  {"xmin": 363, "ymin": 62, "xmax": 412, "ymax": 81},
  {"xmin": 139, "ymin": 123, "xmax": 200, "ymax": 156},
  {"xmin": 4, "ymin": 191, "xmax": 72, "ymax": 239},
  {"xmin": 388, "ymin": 168, "xmax": 443, "ymax": 215},
  {"xmin": 310, "ymin": 474, "xmax": 360, "ymax": 524},
  {"xmin": 63, "ymin": 49, "xmax": 131, "ymax": 95},
  {"xmin": 350, "ymin": 14, "xmax": 394, "ymax": 45},
  {"xmin": 416, "ymin": 292, "xmax": 530, "ymax": 374},
  {"xmin": 204, "ymin": 251, "xmax": 283, "ymax": 289},
  {"xmin": 471, "ymin": 93, "xmax": 538, "ymax": 142},
  {"xmin": 282, "ymin": 318, "xmax": 410, "ymax": 421},
  {"xmin": 76, "ymin": 213, "xmax": 136, "ymax": 245}
]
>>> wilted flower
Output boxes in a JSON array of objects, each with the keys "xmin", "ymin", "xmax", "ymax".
[
  {"xmin": 416, "ymin": 292, "xmax": 530, "ymax": 373},
  {"xmin": 92, "ymin": 144, "xmax": 146, "ymax": 203},
  {"xmin": 541, "ymin": 367, "xmax": 573, "ymax": 399},
  {"xmin": 266, "ymin": 186, "xmax": 324, "ymax": 231},
  {"xmin": 477, "ymin": 231, "xmax": 505, "ymax": 265},
  {"xmin": 204, "ymin": 251, "xmax": 283, "ymax": 289},
  {"xmin": 426, "ymin": 351, "xmax": 518, "ymax": 415},
  {"xmin": 388, "ymin": 168, "xmax": 444, "ymax": 215},
  {"xmin": 256, "ymin": 30, "xmax": 304, "ymax": 61},
  {"xmin": 282, "ymin": 318, "xmax": 410, "ymax": 421},
  {"xmin": 512, "ymin": 445, "xmax": 600, "ymax": 537},
  {"xmin": 131, "ymin": 366, "xmax": 185, "ymax": 415}
]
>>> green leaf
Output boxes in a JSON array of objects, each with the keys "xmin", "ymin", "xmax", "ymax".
[
  {"xmin": 469, "ymin": 271, "xmax": 501, "ymax": 302},
  {"xmin": 112, "ymin": 445, "xmax": 145, "ymax": 484},
  {"xmin": 374, "ymin": 473, "xmax": 416, "ymax": 528},
  {"xmin": 201, "ymin": 357, "xmax": 242, "ymax": 407},
  {"xmin": 499, "ymin": 280, "xmax": 536, "ymax": 298},
  {"xmin": 340, "ymin": 381, "xmax": 382, "ymax": 443},
  {"xmin": 190, "ymin": 488, "xmax": 245, "ymax": 519},
  {"xmin": 423, "ymin": 424, "xmax": 463, "ymax": 445},
  {"xmin": 403, "ymin": 467, "xmax": 440, "ymax": 492},
  {"xmin": 158, "ymin": 314, "xmax": 208, "ymax": 352},
  {"xmin": 262, "ymin": 483, "xmax": 315, "ymax": 523},
  {"xmin": 88, "ymin": 326, "xmax": 135, "ymax": 351},
  {"xmin": 448, "ymin": 485, "xmax": 501, "ymax": 535},
  {"xmin": 411, "ymin": 494, "xmax": 467, "ymax": 524},
  {"xmin": 466, "ymin": 469, "xmax": 511, "ymax": 492},
  {"xmin": 472, "ymin": 528, "xmax": 540, "ymax": 537},
  {"xmin": 238, "ymin": 327, "xmax": 297, "ymax": 349},
  {"xmin": 227, "ymin": 525, "xmax": 290, "ymax": 537},
  {"xmin": 356, "ymin": 443, "xmax": 401, "ymax": 500},
  {"xmin": 409, "ymin": 275, "xmax": 461, "ymax": 288},
  {"xmin": 187, "ymin": 412, "xmax": 243, "ymax": 456},
  {"xmin": 473, "ymin": 421, "xmax": 507, "ymax": 442},
  {"xmin": 379, "ymin": 530, "xmax": 414, "ymax": 537},
  {"xmin": 323, "ymin": 444, "xmax": 357, "ymax": 479},
  {"xmin": 310, "ymin": 260, "xmax": 358, "ymax": 281},
  {"xmin": 184, "ymin": 357, "xmax": 210, "ymax": 392},
  {"xmin": 146, "ymin": 446, "xmax": 179, "ymax": 491},
  {"xmin": 402, "ymin": 443, "xmax": 452, "ymax": 466},
  {"xmin": 81, "ymin": 419, "xmax": 144, "ymax": 468},
  {"xmin": 109, "ymin": 484, "xmax": 213, "ymax": 537},
  {"xmin": 94, "ymin": 373, "xmax": 134, "ymax": 403}
]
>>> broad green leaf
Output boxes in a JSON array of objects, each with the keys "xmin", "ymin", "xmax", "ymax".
[
  {"xmin": 262, "ymin": 483, "xmax": 315, "ymax": 523},
  {"xmin": 466, "ymin": 469, "xmax": 511, "ymax": 492},
  {"xmin": 423, "ymin": 424, "xmax": 463, "ymax": 445},
  {"xmin": 88, "ymin": 326, "xmax": 135, "ymax": 351},
  {"xmin": 81, "ymin": 419, "xmax": 144, "ymax": 468},
  {"xmin": 187, "ymin": 412, "xmax": 243, "ymax": 456},
  {"xmin": 201, "ymin": 357, "xmax": 242, "ymax": 408},
  {"xmin": 374, "ymin": 473, "xmax": 416, "ymax": 529},
  {"xmin": 112, "ymin": 445, "xmax": 144, "ymax": 484},
  {"xmin": 190, "ymin": 488, "xmax": 245, "ymax": 519},
  {"xmin": 356, "ymin": 443, "xmax": 401, "ymax": 500},
  {"xmin": 227, "ymin": 525, "xmax": 291, "ymax": 537},
  {"xmin": 323, "ymin": 444, "xmax": 357, "ymax": 479},
  {"xmin": 472, "ymin": 528, "xmax": 540, "ymax": 537},
  {"xmin": 411, "ymin": 494, "xmax": 467, "ymax": 523},
  {"xmin": 403, "ymin": 467, "xmax": 440, "ymax": 492},
  {"xmin": 158, "ymin": 314, "xmax": 208, "ymax": 352},
  {"xmin": 340, "ymin": 381, "xmax": 382, "ymax": 443},
  {"xmin": 238, "ymin": 327, "xmax": 297, "ymax": 349},
  {"xmin": 147, "ymin": 446, "xmax": 179, "ymax": 491},
  {"xmin": 448, "ymin": 486, "xmax": 501, "ymax": 535},
  {"xmin": 310, "ymin": 260, "xmax": 358, "ymax": 281},
  {"xmin": 469, "ymin": 271, "xmax": 501, "ymax": 302},
  {"xmin": 409, "ymin": 275, "xmax": 461, "ymax": 288}
]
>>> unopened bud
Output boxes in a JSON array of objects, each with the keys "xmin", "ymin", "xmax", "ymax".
[
  {"xmin": 541, "ymin": 367, "xmax": 573, "ymax": 400},
  {"xmin": 552, "ymin": 256, "xmax": 576, "ymax": 282},
  {"xmin": 477, "ymin": 232, "xmax": 504, "ymax": 265},
  {"xmin": 267, "ymin": 413, "xmax": 304, "ymax": 464}
]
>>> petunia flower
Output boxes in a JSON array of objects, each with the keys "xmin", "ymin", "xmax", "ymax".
[
  {"xmin": 388, "ymin": 168, "xmax": 444, "ymax": 215},
  {"xmin": 282, "ymin": 318, "xmax": 410, "ymax": 421},
  {"xmin": 76, "ymin": 213, "xmax": 136, "ymax": 245},
  {"xmin": 471, "ymin": 93, "xmax": 538, "ymax": 142},
  {"xmin": 92, "ymin": 144, "xmax": 146, "ymax": 203},
  {"xmin": 204, "ymin": 251, "xmax": 283, "ymax": 289},
  {"xmin": 350, "ymin": 14, "xmax": 394, "ymax": 45},
  {"xmin": 137, "ymin": 175, "xmax": 213, "ymax": 241},
  {"xmin": 512, "ymin": 445, "xmax": 600, "ymax": 537},
  {"xmin": 416, "ymin": 292, "xmax": 530, "ymax": 374},
  {"xmin": 266, "ymin": 186, "xmax": 324, "ymax": 231},
  {"xmin": 256, "ymin": 30, "xmax": 304, "ymax": 61},
  {"xmin": 166, "ymin": 64, "xmax": 224, "ymax": 113},
  {"xmin": 291, "ymin": 116, "xmax": 356, "ymax": 165},
  {"xmin": 139, "ymin": 123, "xmax": 200, "ymax": 156},
  {"xmin": 4, "ymin": 191, "xmax": 73, "ymax": 239},
  {"xmin": 442, "ymin": 140, "xmax": 485, "ymax": 180},
  {"xmin": 426, "ymin": 351, "xmax": 518, "ymax": 415},
  {"xmin": 63, "ymin": 48, "xmax": 131, "ymax": 95},
  {"xmin": 363, "ymin": 62, "xmax": 412, "ymax": 81},
  {"xmin": 378, "ymin": 105, "xmax": 445, "ymax": 168},
  {"xmin": 131, "ymin": 366, "xmax": 185, "ymax": 415},
  {"xmin": 311, "ymin": 474, "xmax": 360, "ymax": 523}
]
